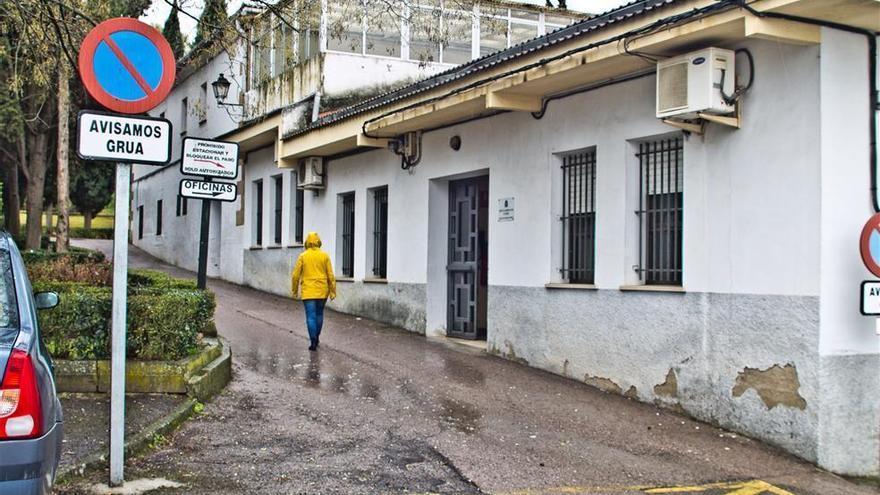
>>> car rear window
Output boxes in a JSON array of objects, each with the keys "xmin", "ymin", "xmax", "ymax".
[{"xmin": 0, "ymin": 250, "xmax": 19, "ymax": 345}]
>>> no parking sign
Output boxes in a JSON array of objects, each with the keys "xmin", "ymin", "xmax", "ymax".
[{"xmin": 78, "ymin": 18, "xmax": 176, "ymax": 114}]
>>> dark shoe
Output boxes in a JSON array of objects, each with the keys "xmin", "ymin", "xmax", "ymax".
[
  {"xmin": 308, "ymin": 344, "xmax": 317, "ymax": 351},
  {"xmin": 315, "ymin": 337, "xmax": 320, "ymax": 347}
]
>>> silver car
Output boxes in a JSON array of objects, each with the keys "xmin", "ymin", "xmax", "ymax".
[{"xmin": 0, "ymin": 233, "xmax": 63, "ymax": 494}]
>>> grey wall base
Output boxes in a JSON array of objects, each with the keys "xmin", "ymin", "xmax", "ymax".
[
  {"xmin": 329, "ymin": 281, "xmax": 427, "ymax": 334},
  {"xmin": 486, "ymin": 286, "xmax": 838, "ymax": 472},
  {"xmin": 243, "ymin": 247, "xmax": 302, "ymax": 297},
  {"xmin": 817, "ymin": 352, "xmax": 880, "ymax": 475}
]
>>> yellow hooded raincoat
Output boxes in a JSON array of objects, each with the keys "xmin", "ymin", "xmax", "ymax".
[{"xmin": 291, "ymin": 232, "xmax": 337, "ymax": 300}]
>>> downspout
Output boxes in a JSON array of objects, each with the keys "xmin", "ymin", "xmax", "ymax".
[{"xmin": 739, "ymin": 2, "xmax": 880, "ymax": 212}]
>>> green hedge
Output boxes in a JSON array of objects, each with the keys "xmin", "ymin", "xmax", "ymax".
[
  {"xmin": 128, "ymin": 269, "xmax": 197, "ymax": 290},
  {"xmin": 69, "ymin": 228, "xmax": 114, "ymax": 239},
  {"xmin": 33, "ymin": 280, "xmax": 214, "ymax": 360},
  {"xmin": 22, "ymin": 247, "xmax": 106, "ymax": 266}
]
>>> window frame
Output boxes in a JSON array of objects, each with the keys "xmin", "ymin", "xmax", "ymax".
[
  {"xmin": 272, "ymin": 174, "xmax": 283, "ymax": 245},
  {"xmin": 370, "ymin": 186, "xmax": 388, "ymax": 279},
  {"xmin": 156, "ymin": 199, "xmax": 163, "ymax": 236},
  {"xmin": 559, "ymin": 148, "xmax": 597, "ymax": 285},
  {"xmin": 340, "ymin": 192, "xmax": 355, "ymax": 278},
  {"xmin": 635, "ymin": 136, "xmax": 684, "ymax": 286},
  {"xmin": 253, "ymin": 179, "xmax": 264, "ymax": 247}
]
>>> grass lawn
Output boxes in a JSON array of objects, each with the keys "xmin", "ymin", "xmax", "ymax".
[{"xmin": 18, "ymin": 212, "xmax": 114, "ymax": 230}]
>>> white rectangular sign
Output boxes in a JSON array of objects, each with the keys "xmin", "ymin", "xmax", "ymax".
[
  {"xmin": 181, "ymin": 137, "xmax": 239, "ymax": 179},
  {"xmin": 77, "ymin": 111, "xmax": 171, "ymax": 165},
  {"xmin": 861, "ymin": 281, "xmax": 880, "ymax": 315},
  {"xmin": 179, "ymin": 178, "xmax": 238, "ymax": 202},
  {"xmin": 498, "ymin": 197, "xmax": 514, "ymax": 222}
]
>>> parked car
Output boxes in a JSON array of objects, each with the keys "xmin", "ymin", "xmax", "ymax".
[{"xmin": 0, "ymin": 232, "xmax": 63, "ymax": 494}]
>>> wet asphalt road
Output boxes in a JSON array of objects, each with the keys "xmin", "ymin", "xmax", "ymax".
[{"xmin": 61, "ymin": 240, "xmax": 874, "ymax": 495}]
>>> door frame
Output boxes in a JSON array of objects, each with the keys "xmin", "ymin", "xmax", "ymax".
[{"xmin": 446, "ymin": 175, "xmax": 489, "ymax": 340}]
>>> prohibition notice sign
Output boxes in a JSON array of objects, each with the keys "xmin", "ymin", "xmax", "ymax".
[
  {"xmin": 76, "ymin": 17, "xmax": 177, "ymax": 487},
  {"xmin": 78, "ymin": 18, "xmax": 176, "ymax": 114}
]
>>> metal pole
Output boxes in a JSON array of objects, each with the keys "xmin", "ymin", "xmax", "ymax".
[
  {"xmin": 109, "ymin": 162, "xmax": 131, "ymax": 486},
  {"xmin": 197, "ymin": 199, "xmax": 210, "ymax": 289},
  {"xmin": 196, "ymin": 178, "xmax": 212, "ymax": 290}
]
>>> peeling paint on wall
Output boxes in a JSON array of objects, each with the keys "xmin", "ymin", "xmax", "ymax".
[
  {"xmin": 732, "ymin": 364, "xmax": 807, "ymax": 410},
  {"xmin": 624, "ymin": 386, "xmax": 638, "ymax": 399},
  {"xmin": 654, "ymin": 369, "xmax": 678, "ymax": 398},
  {"xmin": 584, "ymin": 374, "xmax": 622, "ymax": 395}
]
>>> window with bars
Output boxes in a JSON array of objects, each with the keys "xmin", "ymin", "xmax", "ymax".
[
  {"xmin": 253, "ymin": 180, "xmax": 264, "ymax": 246},
  {"xmin": 176, "ymin": 196, "xmax": 188, "ymax": 217},
  {"xmin": 340, "ymin": 193, "xmax": 355, "ymax": 277},
  {"xmin": 273, "ymin": 175, "xmax": 283, "ymax": 245},
  {"xmin": 290, "ymin": 172, "xmax": 304, "ymax": 244},
  {"xmin": 138, "ymin": 206, "xmax": 144, "ymax": 240},
  {"xmin": 560, "ymin": 149, "xmax": 596, "ymax": 284},
  {"xmin": 156, "ymin": 200, "xmax": 163, "ymax": 236},
  {"xmin": 636, "ymin": 137, "xmax": 683, "ymax": 285},
  {"xmin": 371, "ymin": 187, "xmax": 388, "ymax": 278}
]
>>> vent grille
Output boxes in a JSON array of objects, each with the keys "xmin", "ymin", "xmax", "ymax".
[{"xmin": 658, "ymin": 62, "xmax": 688, "ymax": 113}]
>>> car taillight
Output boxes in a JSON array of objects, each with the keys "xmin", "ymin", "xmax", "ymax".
[{"xmin": 0, "ymin": 349, "xmax": 42, "ymax": 439}]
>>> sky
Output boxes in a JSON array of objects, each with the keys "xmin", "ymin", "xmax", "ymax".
[{"xmin": 141, "ymin": 0, "xmax": 632, "ymax": 44}]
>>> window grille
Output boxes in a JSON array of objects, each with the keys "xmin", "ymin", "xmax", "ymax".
[
  {"xmin": 636, "ymin": 137, "xmax": 683, "ymax": 285},
  {"xmin": 372, "ymin": 187, "xmax": 388, "ymax": 278},
  {"xmin": 293, "ymin": 173, "xmax": 304, "ymax": 244},
  {"xmin": 560, "ymin": 149, "xmax": 596, "ymax": 284},
  {"xmin": 341, "ymin": 193, "xmax": 355, "ymax": 277},
  {"xmin": 138, "ymin": 206, "xmax": 143, "ymax": 240},
  {"xmin": 156, "ymin": 200, "xmax": 163, "ymax": 236},
  {"xmin": 254, "ymin": 180, "xmax": 264, "ymax": 246},
  {"xmin": 273, "ymin": 175, "xmax": 283, "ymax": 245}
]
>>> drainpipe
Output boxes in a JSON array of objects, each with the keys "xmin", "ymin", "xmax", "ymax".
[
  {"xmin": 311, "ymin": 91, "xmax": 322, "ymax": 123},
  {"xmin": 739, "ymin": 2, "xmax": 880, "ymax": 212}
]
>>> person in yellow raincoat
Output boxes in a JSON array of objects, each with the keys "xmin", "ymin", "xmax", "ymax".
[{"xmin": 291, "ymin": 232, "xmax": 337, "ymax": 351}]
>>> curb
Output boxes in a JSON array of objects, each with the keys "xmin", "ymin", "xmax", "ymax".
[
  {"xmin": 56, "ymin": 398, "xmax": 197, "ymax": 483},
  {"xmin": 186, "ymin": 337, "xmax": 232, "ymax": 402}
]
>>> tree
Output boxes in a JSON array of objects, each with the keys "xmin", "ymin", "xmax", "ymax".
[
  {"xmin": 163, "ymin": 1, "xmax": 186, "ymax": 60},
  {"xmin": 193, "ymin": 0, "xmax": 229, "ymax": 47},
  {"xmin": 70, "ymin": 162, "xmax": 114, "ymax": 231}
]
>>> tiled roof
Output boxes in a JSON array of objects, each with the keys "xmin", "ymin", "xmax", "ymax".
[{"xmin": 285, "ymin": 0, "xmax": 683, "ymax": 138}]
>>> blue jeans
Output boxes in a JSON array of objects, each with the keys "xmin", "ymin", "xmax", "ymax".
[{"xmin": 303, "ymin": 299, "xmax": 326, "ymax": 344}]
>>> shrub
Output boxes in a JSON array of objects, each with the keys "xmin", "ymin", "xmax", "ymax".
[
  {"xmin": 22, "ymin": 248, "xmax": 106, "ymax": 268},
  {"xmin": 69, "ymin": 228, "xmax": 114, "ymax": 239},
  {"xmin": 27, "ymin": 256, "xmax": 113, "ymax": 286},
  {"xmin": 33, "ymin": 282, "xmax": 215, "ymax": 361},
  {"xmin": 128, "ymin": 269, "xmax": 197, "ymax": 290}
]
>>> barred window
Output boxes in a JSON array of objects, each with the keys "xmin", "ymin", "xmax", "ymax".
[
  {"xmin": 156, "ymin": 200, "xmax": 163, "ymax": 236},
  {"xmin": 290, "ymin": 172, "xmax": 304, "ymax": 244},
  {"xmin": 253, "ymin": 180, "xmax": 264, "ymax": 246},
  {"xmin": 560, "ymin": 149, "xmax": 596, "ymax": 284},
  {"xmin": 636, "ymin": 137, "xmax": 683, "ymax": 285},
  {"xmin": 340, "ymin": 193, "xmax": 355, "ymax": 277},
  {"xmin": 273, "ymin": 175, "xmax": 283, "ymax": 245},
  {"xmin": 138, "ymin": 206, "xmax": 144, "ymax": 240},
  {"xmin": 371, "ymin": 187, "xmax": 388, "ymax": 278}
]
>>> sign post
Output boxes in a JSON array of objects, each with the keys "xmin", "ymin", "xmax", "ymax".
[
  {"xmin": 180, "ymin": 137, "xmax": 240, "ymax": 289},
  {"xmin": 77, "ymin": 17, "xmax": 176, "ymax": 487}
]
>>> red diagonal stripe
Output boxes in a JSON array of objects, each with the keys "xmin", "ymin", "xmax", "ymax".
[{"xmin": 101, "ymin": 34, "xmax": 154, "ymax": 97}]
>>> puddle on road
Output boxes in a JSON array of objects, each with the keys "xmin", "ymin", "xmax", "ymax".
[{"xmin": 438, "ymin": 397, "xmax": 482, "ymax": 434}]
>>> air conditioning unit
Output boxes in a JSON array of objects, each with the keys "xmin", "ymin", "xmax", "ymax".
[
  {"xmin": 656, "ymin": 47, "xmax": 736, "ymax": 119},
  {"xmin": 297, "ymin": 157, "xmax": 324, "ymax": 190}
]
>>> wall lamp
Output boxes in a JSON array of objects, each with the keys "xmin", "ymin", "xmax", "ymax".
[{"xmin": 212, "ymin": 73, "xmax": 242, "ymax": 107}]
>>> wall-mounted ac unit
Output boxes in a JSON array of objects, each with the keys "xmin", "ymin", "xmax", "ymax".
[
  {"xmin": 298, "ymin": 157, "xmax": 325, "ymax": 190},
  {"xmin": 656, "ymin": 47, "xmax": 736, "ymax": 119}
]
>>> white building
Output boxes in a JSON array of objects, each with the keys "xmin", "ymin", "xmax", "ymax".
[{"xmin": 132, "ymin": 0, "xmax": 880, "ymax": 476}]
